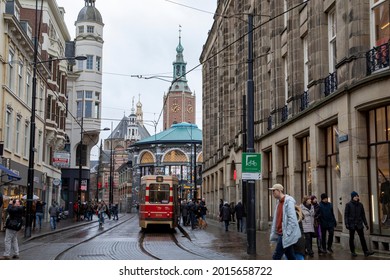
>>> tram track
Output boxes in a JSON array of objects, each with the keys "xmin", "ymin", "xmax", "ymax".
[
  {"xmin": 17, "ymin": 215, "xmax": 135, "ymax": 260},
  {"xmin": 54, "ymin": 215, "xmax": 135, "ymax": 260},
  {"xmin": 139, "ymin": 230, "xmax": 211, "ymax": 260}
]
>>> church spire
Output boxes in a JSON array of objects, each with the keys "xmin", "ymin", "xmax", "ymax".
[
  {"xmin": 136, "ymin": 94, "xmax": 143, "ymax": 125},
  {"xmin": 172, "ymin": 25, "xmax": 188, "ymax": 84}
]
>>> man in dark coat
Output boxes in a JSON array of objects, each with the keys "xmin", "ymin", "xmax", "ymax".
[
  {"xmin": 234, "ymin": 200, "xmax": 244, "ymax": 232},
  {"xmin": 220, "ymin": 201, "xmax": 231, "ymax": 232},
  {"xmin": 317, "ymin": 193, "xmax": 337, "ymax": 254},
  {"xmin": 344, "ymin": 191, "xmax": 374, "ymax": 257}
]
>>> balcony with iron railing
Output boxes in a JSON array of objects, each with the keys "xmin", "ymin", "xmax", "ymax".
[
  {"xmin": 300, "ymin": 91, "xmax": 309, "ymax": 112},
  {"xmin": 263, "ymin": 43, "xmax": 389, "ymax": 133},
  {"xmin": 366, "ymin": 42, "xmax": 389, "ymax": 75},
  {"xmin": 324, "ymin": 71, "xmax": 338, "ymax": 96}
]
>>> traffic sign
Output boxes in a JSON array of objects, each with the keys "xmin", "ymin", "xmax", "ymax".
[{"xmin": 242, "ymin": 153, "xmax": 261, "ymax": 180}]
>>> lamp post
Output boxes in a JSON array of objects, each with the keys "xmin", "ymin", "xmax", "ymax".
[{"xmin": 25, "ymin": 46, "xmax": 86, "ymax": 236}]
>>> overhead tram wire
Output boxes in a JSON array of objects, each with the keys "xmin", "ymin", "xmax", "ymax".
[
  {"xmin": 152, "ymin": 0, "xmax": 311, "ymax": 129},
  {"xmin": 50, "ymin": 1, "xmax": 311, "ymax": 140}
]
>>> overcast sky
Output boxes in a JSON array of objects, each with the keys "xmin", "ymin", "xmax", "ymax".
[{"xmin": 55, "ymin": 0, "xmax": 217, "ymax": 158}]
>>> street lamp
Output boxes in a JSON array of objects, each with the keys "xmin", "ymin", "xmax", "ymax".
[{"xmin": 25, "ymin": 53, "xmax": 87, "ymax": 237}]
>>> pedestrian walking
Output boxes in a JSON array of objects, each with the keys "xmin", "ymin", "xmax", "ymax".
[
  {"xmin": 48, "ymin": 202, "xmax": 59, "ymax": 230},
  {"xmin": 234, "ymin": 200, "xmax": 244, "ymax": 232},
  {"xmin": 220, "ymin": 201, "xmax": 231, "ymax": 232},
  {"xmin": 311, "ymin": 195, "xmax": 323, "ymax": 253},
  {"xmin": 112, "ymin": 204, "xmax": 119, "ymax": 220},
  {"xmin": 317, "ymin": 193, "xmax": 337, "ymax": 254},
  {"xmin": 97, "ymin": 201, "xmax": 107, "ymax": 228},
  {"xmin": 269, "ymin": 184, "xmax": 301, "ymax": 260},
  {"xmin": 181, "ymin": 200, "xmax": 188, "ymax": 226},
  {"xmin": 35, "ymin": 200, "xmax": 46, "ymax": 230},
  {"xmin": 199, "ymin": 198, "xmax": 208, "ymax": 229},
  {"xmin": 344, "ymin": 191, "xmax": 374, "ymax": 257},
  {"xmin": 301, "ymin": 196, "xmax": 315, "ymax": 257},
  {"xmin": 1, "ymin": 199, "xmax": 24, "ymax": 260},
  {"xmin": 190, "ymin": 199, "xmax": 200, "ymax": 229}
]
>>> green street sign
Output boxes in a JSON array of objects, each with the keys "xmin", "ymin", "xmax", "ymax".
[{"xmin": 242, "ymin": 153, "xmax": 261, "ymax": 180}]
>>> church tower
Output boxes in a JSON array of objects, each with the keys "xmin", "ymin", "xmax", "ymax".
[{"xmin": 163, "ymin": 28, "xmax": 195, "ymax": 130}]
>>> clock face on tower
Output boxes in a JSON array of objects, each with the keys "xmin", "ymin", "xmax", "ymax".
[
  {"xmin": 171, "ymin": 104, "xmax": 181, "ymax": 112},
  {"xmin": 187, "ymin": 104, "xmax": 193, "ymax": 113}
]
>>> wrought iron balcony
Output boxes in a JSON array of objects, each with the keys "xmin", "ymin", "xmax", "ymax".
[
  {"xmin": 281, "ymin": 105, "xmax": 288, "ymax": 122},
  {"xmin": 300, "ymin": 91, "xmax": 309, "ymax": 112},
  {"xmin": 324, "ymin": 71, "xmax": 338, "ymax": 96},
  {"xmin": 366, "ymin": 42, "xmax": 389, "ymax": 75},
  {"xmin": 267, "ymin": 115, "xmax": 272, "ymax": 131}
]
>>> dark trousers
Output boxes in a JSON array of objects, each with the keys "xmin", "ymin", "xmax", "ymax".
[
  {"xmin": 321, "ymin": 226, "xmax": 334, "ymax": 251},
  {"xmin": 236, "ymin": 218, "xmax": 243, "ymax": 232},
  {"xmin": 349, "ymin": 227, "xmax": 368, "ymax": 253},
  {"xmin": 272, "ymin": 235, "xmax": 296, "ymax": 260},
  {"xmin": 182, "ymin": 215, "xmax": 187, "ymax": 226},
  {"xmin": 304, "ymin": 232, "xmax": 314, "ymax": 254},
  {"xmin": 224, "ymin": 220, "xmax": 229, "ymax": 231}
]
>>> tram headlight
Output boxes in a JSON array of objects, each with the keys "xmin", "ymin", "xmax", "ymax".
[{"xmin": 148, "ymin": 212, "xmax": 151, "ymax": 217}]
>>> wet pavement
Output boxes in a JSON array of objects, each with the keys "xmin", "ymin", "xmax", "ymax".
[
  {"xmin": 180, "ymin": 218, "xmax": 389, "ymax": 260},
  {"xmin": 0, "ymin": 214, "xmax": 388, "ymax": 260}
]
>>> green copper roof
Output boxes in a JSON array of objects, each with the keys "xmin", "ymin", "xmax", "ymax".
[{"xmin": 132, "ymin": 122, "xmax": 202, "ymax": 146}]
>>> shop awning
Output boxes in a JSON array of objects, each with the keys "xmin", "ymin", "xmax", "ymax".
[{"xmin": 0, "ymin": 164, "xmax": 21, "ymax": 181}]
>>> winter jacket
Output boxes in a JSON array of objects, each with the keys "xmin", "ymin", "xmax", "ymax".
[
  {"xmin": 270, "ymin": 195, "xmax": 301, "ymax": 248},
  {"xmin": 301, "ymin": 203, "xmax": 315, "ymax": 233},
  {"xmin": 318, "ymin": 201, "xmax": 337, "ymax": 229},
  {"xmin": 234, "ymin": 202, "xmax": 244, "ymax": 219},
  {"xmin": 48, "ymin": 205, "xmax": 59, "ymax": 217},
  {"xmin": 344, "ymin": 199, "xmax": 368, "ymax": 230},
  {"xmin": 220, "ymin": 203, "xmax": 231, "ymax": 221}
]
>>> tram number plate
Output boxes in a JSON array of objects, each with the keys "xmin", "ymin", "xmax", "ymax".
[{"xmin": 155, "ymin": 214, "xmax": 162, "ymax": 217}]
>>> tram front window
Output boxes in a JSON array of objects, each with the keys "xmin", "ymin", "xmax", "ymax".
[{"xmin": 149, "ymin": 184, "xmax": 170, "ymax": 204}]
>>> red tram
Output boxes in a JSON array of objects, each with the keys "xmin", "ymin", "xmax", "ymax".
[{"xmin": 139, "ymin": 175, "xmax": 180, "ymax": 229}]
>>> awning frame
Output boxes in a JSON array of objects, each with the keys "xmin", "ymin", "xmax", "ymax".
[{"xmin": 0, "ymin": 163, "xmax": 22, "ymax": 184}]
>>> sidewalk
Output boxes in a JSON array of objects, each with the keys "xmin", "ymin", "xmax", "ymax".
[
  {"xmin": 0, "ymin": 215, "xmax": 96, "ymax": 254},
  {"xmin": 180, "ymin": 218, "xmax": 388, "ymax": 260}
]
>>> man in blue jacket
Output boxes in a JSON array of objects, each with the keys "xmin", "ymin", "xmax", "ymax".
[
  {"xmin": 344, "ymin": 191, "xmax": 374, "ymax": 257},
  {"xmin": 269, "ymin": 184, "xmax": 301, "ymax": 260}
]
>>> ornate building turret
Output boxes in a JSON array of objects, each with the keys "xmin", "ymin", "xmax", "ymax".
[{"xmin": 63, "ymin": 0, "xmax": 104, "ymax": 207}]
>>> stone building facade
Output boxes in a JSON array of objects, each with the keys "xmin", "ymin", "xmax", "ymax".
[
  {"xmin": 1, "ymin": 0, "xmax": 71, "ymax": 226},
  {"xmin": 201, "ymin": 0, "xmax": 390, "ymax": 253}
]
